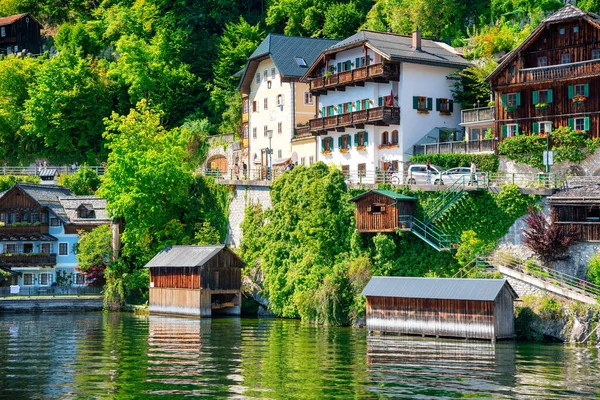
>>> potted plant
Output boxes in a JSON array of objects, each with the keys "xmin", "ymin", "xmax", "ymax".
[
  {"xmin": 417, "ymin": 108, "xmax": 429, "ymax": 114},
  {"xmin": 504, "ymin": 105, "xmax": 518, "ymax": 113},
  {"xmin": 572, "ymin": 94, "xmax": 587, "ymax": 104},
  {"xmin": 340, "ymin": 147, "xmax": 350, "ymax": 154},
  {"xmin": 356, "ymin": 145, "xmax": 366, "ymax": 151},
  {"xmin": 535, "ymin": 102, "xmax": 548, "ymax": 110},
  {"xmin": 321, "ymin": 149, "xmax": 332, "ymax": 156}
]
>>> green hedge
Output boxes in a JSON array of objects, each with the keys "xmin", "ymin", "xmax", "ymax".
[{"xmin": 410, "ymin": 153, "xmax": 499, "ymax": 172}]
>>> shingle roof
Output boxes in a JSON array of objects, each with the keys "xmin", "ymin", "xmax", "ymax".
[
  {"xmin": 144, "ymin": 245, "xmax": 244, "ymax": 268},
  {"xmin": 0, "ymin": 233, "xmax": 56, "ymax": 242},
  {"xmin": 548, "ymin": 184, "xmax": 600, "ymax": 204},
  {"xmin": 59, "ymin": 196, "xmax": 110, "ymax": 224},
  {"xmin": 17, "ymin": 184, "xmax": 73, "ymax": 223},
  {"xmin": 0, "ymin": 13, "xmax": 27, "ymax": 26},
  {"xmin": 350, "ymin": 190, "xmax": 416, "ymax": 202},
  {"xmin": 327, "ymin": 30, "xmax": 470, "ymax": 68},
  {"xmin": 249, "ymin": 34, "xmax": 340, "ymax": 77},
  {"xmin": 361, "ymin": 277, "xmax": 515, "ymax": 301},
  {"xmin": 544, "ymin": 4, "xmax": 600, "ymax": 23}
]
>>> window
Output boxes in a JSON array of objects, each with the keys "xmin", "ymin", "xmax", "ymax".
[
  {"xmin": 59, "ymin": 243, "xmax": 68, "ymax": 256},
  {"xmin": 271, "ymin": 68, "xmax": 276, "ymax": 79},
  {"xmin": 322, "ymin": 137, "xmax": 333, "ymax": 152},
  {"xmin": 309, "ymin": 156, "xmax": 314, "ymax": 165},
  {"xmin": 356, "ymin": 57, "xmax": 366, "ymax": 68},
  {"xmin": 5, "ymin": 244, "xmax": 15, "ymax": 253},
  {"xmin": 574, "ymin": 26, "xmax": 579, "ymax": 33},
  {"xmin": 506, "ymin": 93, "xmax": 518, "ymax": 107},
  {"xmin": 436, "ymin": 98, "xmax": 453, "ymax": 113},
  {"xmin": 256, "ymin": 73, "xmax": 261, "ymax": 84},
  {"xmin": 415, "ymin": 96, "xmax": 428, "ymax": 111},
  {"xmin": 252, "ymin": 101, "xmax": 257, "ymax": 112},
  {"xmin": 264, "ymin": 125, "xmax": 268, "ymax": 137},
  {"xmin": 23, "ymin": 273, "xmax": 33, "ymax": 286},
  {"xmin": 344, "ymin": 102, "xmax": 353, "ymax": 113},
  {"xmin": 358, "ymin": 163, "xmax": 366, "ymax": 177},
  {"xmin": 537, "ymin": 57, "xmax": 548, "ymax": 67},
  {"xmin": 356, "ymin": 131, "xmax": 368, "ymax": 147},
  {"xmin": 360, "ymin": 99, "xmax": 369, "ymax": 110},
  {"xmin": 535, "ymin": 121, "xmax": 552, "ymax": 134},
  {"xmin": 0, "ymin": 213, "xmax": 6, "ymax": 223},
  {"xmin": 41, "ymin": 243, "xmax": 51, "ymax": 254},
  {"xmin": 31, "ymin": 212, "xmax": 39, "ymax": 223},
  {"xmin": 559, "ymin": 27, "xmax": 565, "ymax": 34},
  {"xmin": 368, "ymin": 203, "xmax": 386, "ymax": 214},
  {"xmin": 277, "ymin": 122, "xmax": 282, "ymax": 134},
  {"xmin": 0, "ymin": 27, "xmax": 5, "ymax": 38},
  {"xmin": 382, "ymin": 131, "xmax": 389, "ymax": 145},
  {"xmin": 341, "ymin": 165, "xmax": 350, "ymax": 177},
  {"xmin": 574, "ymin": 84, "xmax": 586, "ymax": 96},
  {"xmin": 263, "ymin": 98, "xmax": 268, "ymax": 110},
  {"xmin": 15, "ymin": 244, "xmax": 23, "ymax": 254},
  {"xmin": 295, "ymin": 57, "xmax": 307, "ymax": 67},
  {"xmin": 503, "ymin": 124, "xmax": 519, "ymax": 138},
  {"xmin": 75, "ymin": 273, "xmax": 85, "ymax": 285},
  {"xmin": 243, "ymin": 125, "xmax": 249, "ymax": 139},
  {"xmin": 561, "ymin": 53, "xmax": 571, "ymax": 64},
  {"xmin": 340, "ymin": 135, "xmax": 350, "ymax": 150},
  {"xmin": 39, "ymin": 273, "xmax": 51, "ymax": 286},
  {"xmin": 327, "ymin": 105, "xmax": 335, "ymax": 116},
  {"xmin": 300, "ymin": 157, "xmax": 305, "ymax": 166},
  {"xmin": 573, "ymin": 117, "xmax": 590, "ymax": 132},
  {"xmin": 50, "ymin": 218, "xmax": 60, "ymax": 227},
  {"xmin": 277, "ymin": 94, "xmax": 283, "ymax": 106},
  {"xmin": 23, "ymin": 243, "xmax": 33, "ymax": 254},
  {"xmin": 263, "ymin": 70, "xmax": 268, "ymax": 80},
  {"xmin": 391, "ymin": 130, "xmax": 398, "ymax": 145},
  {"xmin": 538, "ymin": 89, "xmax": 550, "ymax": 104},
  {"xmin": 593, "ymin": 49, "xmax": 600, "ymax": 60},
  {"xmin": 253, "ymin": 127, "xmax": 257, "ymax": 138},
  {"xmin": 509, "ymin": 65, "xmax": 515, "ymax": 74},
  {"xmin": 304, "ymin": 92, "xmax": 313, "ymax": 106},
  {"xmin": 267, "ymin": 81, "xmax": 272, "ymax": 89},
  {"xmin": 242, "ymin": 99, "xmax": 249, "ymax": 114},
  {"xmin": 470, "ymin": 128, "xmax": 480, "ymax": 141}
]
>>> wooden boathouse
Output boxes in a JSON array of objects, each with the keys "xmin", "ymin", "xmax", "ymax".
[
  {"xmin": 362, "ymin": 277, "xmax": 517, "ymax": 340},
  {"xmin": 350, "ymin": 190, "xmax": 416, "ymax": 232},
  {"xmin": 548, "ymin": 183, "xmax": 600, "ymax": 241},
  {"xmin": 145, "ymin": 245, "xmax": 244, "ymax": 317}
]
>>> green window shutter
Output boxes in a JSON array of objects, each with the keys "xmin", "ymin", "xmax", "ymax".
[
  {"xmin": 427, "ymin": 97, "xmax": 433, "ymax": 111},
  {"xmin": 516, "ymin": 92, "xmax": 521, "ymax": 106},
  {"xmin": 585, "ymin": 117, "xmax": 590, "ymax": 131},
  {"xmin": 436, "ymin": 98, "xmax": 441, "ymax": 111},
  {"xmin": 413, "ymin": 96, "xmax": 418, "ymax": 109},
  {"xmin": 549, "ymin": 122, "xmax": 553, "ymax": 133},
  {"xmin": 365, "ymin": 100, "xmax": 370, "ymax": 109},
  {"xmin": 347, "ymin": 61, "xmax": 352, "ymax": 70},
  {"xmin": 378, "ymin": 97, "xmax": 383, "ymax": 107},
  {"xmin": 449, "ymin": 100, "xmax": 454, "ymax": 112},
  {"xmin": 337, "ymin": 62, "xmax": 341, "ymax": 72},
  {"xmin": 532, "ymin": 122, "xmax": 538, "ymax": 134},
  {"xmin": 321, "ymin": 107, "xmax": 325, "ymax": 116},
  {"xmin": 568, "ymin": 85, "xmax": 574, "ymax": 99},
  {"xmin": 532, "ymin": 91, "xmax": 538, "ymax": 105},
  {"xmin": 356, "ymin": 100, "xmax": 361, "ymax": 111},
  {"xmin": 354, "ymin": 133, "xmax": 358, "ymax": 146},
  {"xmin": 515, "ymin": 124, "xmax": 519, "ymax": 135},
  {"xmin": 548, "ymin": 89, "xmax": 553, "ymax": 103},
  {"xmin": 568, "ymin": 118, "xmax": 574, "ymax": 129},
  {"xmin": 338, "ymin": 104, "xmax": 342, "ymax": 114},
  {"xmin": 501, "ymin": 94, "xmax": 507, "ymax": 105},
  {"xmin": 338, "ymin": 136, "xmax": 342, "ymax": 149},
  {"xmin": 502, "ymin": 125, "xmax": 507, "ymax": 138},
  {"xmin": 584, "ymin": 83, "xmax": 590, "ymax": 97},
  {"xmin": 364, "ymin": 132, "xmax": 368, "ymax": 146},
  {"xmin": 355, "ymin": 58, "xmax": 360, "ymax": 68},
  {"xmin": 347, "ymin": 103, "xmax": 352, "ymax": 113},
  {"xmin": 366, "ymin": 56, "xmax": 370, "ymax": 66},
  {"xmin": 321, "ymin": 138, "xmax": 325, "ymax": 151}
]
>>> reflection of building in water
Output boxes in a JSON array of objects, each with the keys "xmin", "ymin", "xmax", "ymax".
[{"xmin": 367, "ymin": 335, "xmax": 517, "ymax": 396}]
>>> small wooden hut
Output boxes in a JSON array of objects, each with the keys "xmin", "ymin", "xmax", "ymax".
[
  {"xmin": 548, "ymin": 184, "xmax": 600, "ymax": 241},
  {"xmin": 350, "ymin": 190, "xmax": 416, "ymax": 232},
  {"xmin": 362, "ymin": 277, "xmax": 517, "ymax": 340},
  {"xmin": 145, "ymin": 245, "xmax": 244, "ymax": 317}
]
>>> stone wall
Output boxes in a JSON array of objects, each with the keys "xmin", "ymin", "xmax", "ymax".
[
  {"xmin": 0, "ymin": 297, "xmax": 103, "ymax": 313},
  {"xmin": 498, "ymin": 150, "xmax": 600, "ymax": 177},
  {"xmin": 226, "ymin": 183, "xmax": 272, "ymax": 247}
]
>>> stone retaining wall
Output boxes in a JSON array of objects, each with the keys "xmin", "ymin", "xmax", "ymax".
[
  {"xmin": 227, "ymin": 184, "xmax": 272, "ymax": 247},
  {"xmin": 0, "ymin": 297, "xmax": 104, "ymax": 313}
]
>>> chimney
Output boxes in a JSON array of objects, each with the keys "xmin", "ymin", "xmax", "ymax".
[{"xmin": 412, "ymin": 28, "xmax": 421, "ymax": 51}]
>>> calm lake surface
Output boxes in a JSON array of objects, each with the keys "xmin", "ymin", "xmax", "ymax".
[{"xmin": 0, "ymin": 313, "xmax": 599, "ymax": 399}]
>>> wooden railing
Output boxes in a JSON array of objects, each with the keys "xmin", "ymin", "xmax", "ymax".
[
  {"xmin": 461, "ymin": 107, "xmax": 494, "ymax": 124},
  {"xmin": 0, "ymin": 225, "xmax": 48, "ymax": 234},
  {"xmin": 309, "ymin": 106, "xmax": 400, "ymax": 132},
  {"xmin": 413, "ymin": 139, "xmax": 495, "ymax": 155},
  {"xmin": 519, "ymin": 59, "xmax": 600, "ymax": 83},
  {"xmin": 294, "ymin": 125, "xmax": 312, "ymax": 138},
  {"xmin": 0, "ymin": 253, "xmax": 57, "ymax": 266},
  {"xmin": 309, "ymin": 63, "xmax": 399, "ymax": 92}
]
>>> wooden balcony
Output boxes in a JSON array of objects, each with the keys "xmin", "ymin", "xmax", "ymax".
[
  {"xmin": 519, "ymin": 59, "xmax": 600, "ymax": 83},
  {"xmin": 460, "ymin": 107, "xmax": 494, "ymax": 125},
  {"xmin": 309, "ymin": 63, "xmax": 400, "ymax": 94},
  {"xmin": 0, "ymin": 253, "xmax": 57, "ymax": 266},
  {"xmin": 294, "ymin": 125, "xmax": 312, "ymax": 138},
  {"xmin": 310, "ymin": 106, "xmax": 400, "ymax": 134},
  {"xmin": 0, "ymin": 224, "xmax": 48, "ymax": 234}
]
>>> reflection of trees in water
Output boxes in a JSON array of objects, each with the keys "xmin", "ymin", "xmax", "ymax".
[
  {"xmin": 366, "ymin": 335, "xmax": 517, "ymax": 398},
  {"xmin": 146, "ymin": 316, "xmax": 242, "ymax": 397}
]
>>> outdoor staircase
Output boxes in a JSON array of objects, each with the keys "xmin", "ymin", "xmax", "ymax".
[
  {"xmin": 399, "ymin": 215, "xmax": 458, "ymax": 251},
  {"xmin": 423, "ymin": 175, "xmax": 481, "ymax": 224},
  {"xmin": 454, "ymin": 255, "xmax": 600, "ymax": 305}
]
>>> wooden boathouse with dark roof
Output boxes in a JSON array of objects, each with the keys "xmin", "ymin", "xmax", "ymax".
[
  {"xmin": 362, "ymin": 277, "xmax": 518, "ymax": 340},
  {"xmin": 145, "ymin": 245, "xmax": 244, "ymax": 317},
  {"xmin": 350, "ymin": 190, "xmax": 416, "ymax": 232}
]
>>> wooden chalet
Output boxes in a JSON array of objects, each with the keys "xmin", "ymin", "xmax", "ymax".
[
  {"xmin": 362, "ymin": 277, "xmax": 517, "ymax": 341},
  {"xmin": 145, "ymin": 245, "xmax": 244, "ymax": 317},
  {"xmin": 487, "ymin": 5, "xmax": 600, "ymax": 141},
  {"xmin": 548, "ymin": 183, "xmax": 600, "ymax": 241},
  {"xmin": 0, "ymin": 13, "xmax": 42, "ymax": 55},
  {"xmin": 350, "ymin": 190, "xmax": 416, "ymax": 232}
]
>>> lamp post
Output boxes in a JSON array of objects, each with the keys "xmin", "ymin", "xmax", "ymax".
[{"xmin": 267, "ymin": 130, "xmax": 273, "ymax": 180}]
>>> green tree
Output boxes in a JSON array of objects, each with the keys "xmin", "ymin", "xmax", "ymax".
[
  {"xmin": 76, "ymin": 224, "xmax": 113, "ymax": 273},
  {"xmin": 55, "ymin": 22, "xmax": 104, "ymax": 56},
  {"xmin": 23, "ymin": 52, "xmax": 112, "ymax": 164},
  {"xmin": 58, "ymin": 166, "xmax": 102, "ymax": 195},
  {"xmin": 322, "ymin": 2, "xmax": 364, "ymax": 38},
  {"xmin": 450, "ymin": 58, "xmax": 498, "ymax": 108}
]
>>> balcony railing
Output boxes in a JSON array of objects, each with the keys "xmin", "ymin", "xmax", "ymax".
[
  {"xmin": 413, "ymin": 139, "xmax": 495, "ymax": 155},
  {"xmin": 309, "ymin": 63, "xmax": 400, "ymax": 93},
  {"xmin": 519, "ymin": 59, "xmax": 600, "ymax": 83},
  {"xmin": 309, "ymin": 106, "xmax": 400, "ymax": 133},
  {"xmin": 461, "ymin": 107, "xmax": 494, "ymax": 124},
  {"xmin": 294, "ymin": 125, "xmax": 312, "ymax": 138},
  {"xmin": 0, "ymin": 253, "xmax": 57, "ymax": 266},
  {"xmin": 0, "ymin": 224, "xmax": 47, "ymax": 235}
]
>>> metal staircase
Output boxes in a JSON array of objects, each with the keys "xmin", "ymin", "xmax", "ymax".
[
  {"xmin": 399, "ymin": 215, "xmax": 458, "ymax": 251},
  {"xmin": 423, "ymin": 175, "xmax": 482, "ymax": 223}
]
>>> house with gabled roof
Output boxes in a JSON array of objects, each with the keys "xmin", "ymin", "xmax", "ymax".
[
  {"xmin": 239, "ymin": 34, "xmax": 339, "ymax": 175},
  {"xmin": 0, "ymin": 183, "xmax": 111, "ymax": 289},
  {"xmin": 485, "ymin": 4, "xmax": 600, "ymax": 145},
  {"xmin": 301, "ymin": 29, "xmax": 470, "ymax": 180},
  {"xmin": 0, "ymin": 13, "xmax": 42, "ymax": 55}
]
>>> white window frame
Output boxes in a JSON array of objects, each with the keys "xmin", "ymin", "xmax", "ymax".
[
  {"xmin": 74, "ymin": 273, "xmax": 85, "ymax": 285},
  {"xmin": 575, "ymin": 117, "xmax": 586, "ymax": 132},
  {"xmin": 255, "ymin": 73, "xmax": 261, "ymax": 84},
  {"xmin": 263, "ymin": 98, "xmax": 268, "ymax": 110},
  {"xmin": 304, "ymin": 92, "xmax": 313, "ymax": 106},
  {"xmin": 23, "ymin": 273, "xmax": 34, "ymax": 286},
  {"xmin": 263, "ymin": 125, "xmax": 268, "ymax": 137},
  {"xmin": 539, "ymin": 121, "xmax": 552, "ymax": 134},
  {"xmin": 50, "ymin": 217, "xmax": 60, "ymax": 227},
  {"xmin": 309, "ymin": 156, "xmax": 314, "ymax": 165},
  {"xmin": 575, "ymin": 84, "xmax": 586, "ymax": 96},
  {"xmin": 252, "ymin": 127, "xmax": 257, "ymax": 138},
  {"xmin": 59, "ymin": 242, "xmax": 68, "ymax": 256},
  {"xmin": 0, "ymin": 27, "xmax": 5, "ymax": 38},
  {"xmin": 506, "ymin": 124, "xmax": 518, "ymax": 137},
  {"xmin": 561, "ymin": 53, "xmax": 571, "ymax": 64},
  {"xmin": 39, "ymin": 273, "xmax": 52, "ymax": 286},
  {"xmin": 538, "ymin": 89, "xmax": 549, "ymax": 104},
  {"xmin": 300, "ymin": 157, "xmax": 305, "ymax": 166},
  {"xmin": 41, "ymin": 242, "xmax": 52, "ymax": 254},
  {"xmin": 506, "ymin": 93, "xmax": 517, "ymax": 107}
]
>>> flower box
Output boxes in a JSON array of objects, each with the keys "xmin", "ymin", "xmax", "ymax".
[
  {"xmin": 356, "ymin": 145, "xmax": 366, "ymax": 151},
  {"xmin": 377, "ymin": 144, "xmax": 399, "ymax": 150},
  {"xmin": 417, "ymin": 108, "xmax": 429, "ymax": 114},
  {"xmin": 504, "ymin": 105, "xmax": 518, "ymax": 113},
  {"xmin": 321, "ymin": 150, "xmax": 332, "ymax": 156},
  {"xmin": 339, "ymin": 148, "xmax": 350, "ymax": 154},
  {"xmin": 535, "ymin": 103, "xmax": 548, "ymax": 110},
  {"xmin": 572, "ymin": 95, "xmax": 587, "ymax": 104},
  {"xmin": 440, "ymin": 111, "xmax": 452, "ymax": 116}
]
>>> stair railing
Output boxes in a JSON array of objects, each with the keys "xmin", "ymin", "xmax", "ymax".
[{"xmin": 423, "ymin": 175, "xmax": 470, "ymax": 223}]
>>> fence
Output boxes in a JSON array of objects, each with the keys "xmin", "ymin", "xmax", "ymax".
[
  {"xmin": 413, "ymin": 139, "xmax": 494, "ymax": 155},
  {"xmin": 0, "ymin": 285, "xmax": 103, "ymax": 298},
  {"xmin": 0, "ymin": 165, "xmax": 105, "ymax": 176}
]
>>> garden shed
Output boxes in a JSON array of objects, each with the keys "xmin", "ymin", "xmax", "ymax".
[
  {"xmin": 362, "ymin": 277, "xmax": 517, "ymax": 340},
  {"xmin": 145, "ymin": 245, "xmax": 244, "ymax": 317},
  {"xmin": 548, "ymin": 184, "xmax": 600, "ymax": 241},
  {"xmin": 350, "ymin": 190, "xmax": 416, "ymax": 232}
]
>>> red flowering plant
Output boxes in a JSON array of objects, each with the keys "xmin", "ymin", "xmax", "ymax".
[{"xmin": 572, "ymin": 94, "xmax": 587, "ymax": 103}]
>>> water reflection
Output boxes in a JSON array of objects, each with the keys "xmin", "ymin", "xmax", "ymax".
[{"xmin": 0, "ymin": 313, "xmax": 598, "ymax": 399}]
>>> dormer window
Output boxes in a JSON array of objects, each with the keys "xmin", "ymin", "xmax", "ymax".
[{"xmin": 77, "ymin": 205, "xmax": 95, "ymax": 219}]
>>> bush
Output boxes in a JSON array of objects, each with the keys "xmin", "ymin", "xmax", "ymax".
[
  {"xmin": 58, "ymin": 165, "xmax": 101, "ymax": 195},
  {"xmin": 587, "ymin": 252, "xmax": 600, "ymax": 287},
  {"xmin": 0, "ymin": 175, "xmax": 39, "ymax": 191},
  {"xmin": 410, "ymin": 154, "xmax": 499, "ymax": 172},
  {"xmin": 523, "ymin": 208, "xmax": 580, "ymax": 262},
  {"xmin": 498, "ymin": 135, "xmax": 546, "ymax": 170}
]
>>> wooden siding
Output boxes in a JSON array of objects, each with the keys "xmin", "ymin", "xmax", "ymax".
[
  {"xmin": 149, "ymin": 287, "xmax": 211, "ymax": 316},
  {"xmin": 0, "ymin": 15, "xmax": 42, "ymax": 54},
  {"xmin": 354, "ymin": 193, "xmax": 414, "ymax": 232},
  {"xmin": 553, "ymin": 205, "xmax": 600, "ymax": 241},
  {"xmin": 150, "ymin": 267, "xmax": 200, "ymax": 289},
  {"xmin": 366, "ymin": 297, "xmax": 498, "ymax": 340},
  {"xmin": 493, "ymin": 288, "xmax": 516, "ymax": 339}
]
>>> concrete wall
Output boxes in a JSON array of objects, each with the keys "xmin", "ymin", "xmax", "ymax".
[
  {"xmin": 0, "ymin": 298, "xmax": 103, "ymax": 313},
  {"xmin": 227, "ymin": 183, "xmax": 273, "ymax": 247}
]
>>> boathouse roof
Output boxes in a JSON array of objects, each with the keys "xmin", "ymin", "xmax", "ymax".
[
  {"xmin": 144, "ymin": 245, "xmax": 244, "ymax": 268},
  {"xmin": 548, "ymin": 184, "xmax": 600, "ymax": 205},
  {"xmin": 361, "ymin": 277, "xmax": 516, "ymax": 301}
]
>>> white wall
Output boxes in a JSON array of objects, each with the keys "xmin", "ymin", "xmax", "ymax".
[{"xmin": 325, "ymin": 47, "xmax": 379, "ymax": 72}]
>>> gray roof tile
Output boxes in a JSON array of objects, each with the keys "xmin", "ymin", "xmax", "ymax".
[
  {"xmin": 361, "ymin": 277, "xmax": 514, "ymax": 301},
  {"xmin": 144, "ymin": 245, "xmax": 243, "ymax": 268}
]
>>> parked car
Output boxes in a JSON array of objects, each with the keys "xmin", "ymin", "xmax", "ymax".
[
  {"xmin": 390, "ymin": 164, "xmax": 443, "ymax": 185},
  {"xmin": 441, "ymin": 167, "xmax": 486, "ymax": 185}
]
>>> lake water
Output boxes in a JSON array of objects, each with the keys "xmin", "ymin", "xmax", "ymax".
[{"xmin": 0, "ymin": 313, "xmax": 598, "ymax": 399}]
